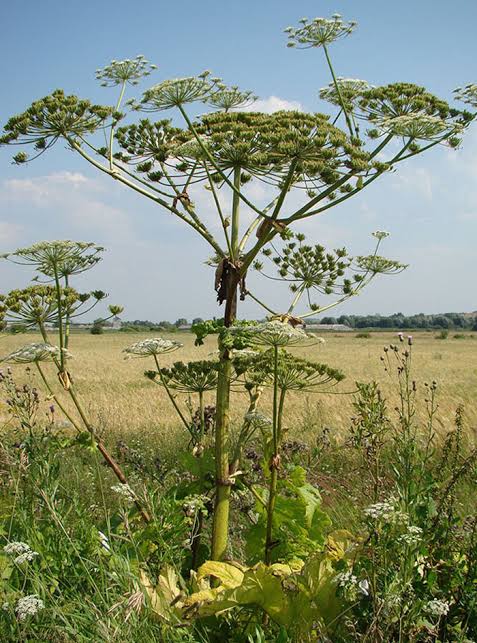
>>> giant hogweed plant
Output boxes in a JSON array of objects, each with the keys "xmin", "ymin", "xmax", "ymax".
[
  {"xmin": 1, "ymin": 14, "xmax": 475, "ymax": 562},
  {"xmin": 0, "ymin": 241, "xmax": 152, "ymax": 523}
]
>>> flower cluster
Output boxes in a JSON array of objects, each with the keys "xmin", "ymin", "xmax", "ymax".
[
  {"xmin": 207, "ymin": 86, "xmax": 258, "ymax": 111},
  {"xmin": 15, "ymin": 595, "xmax": 44, "ymax": 621},
  {"xmin": 111, "ymin": 483, "xmax": 136, "ymax": 502},
  {"xmin": 245, "ymin": 320, "xmax": 311, "ymax": 347},
  {"xmin": 244, "ymin": 411, "xmax": 272, "ymax": 427},
  {"xmin": 123, "ymin": 337, "xmax": 182, "ymax": 358},
  {"xmin": 285, "ymin": 15, "xmax": 357, "ymax": 49},
  {"xmin": 0, "ymin": 343, "xmax": 70, "ymax": 365},
  {"xmin": 137, "ymin": 72, "xmax": 223, "ymax": 111},
  {"xmin": 151, "ymin": 360, "xmax": 219, "ymax": 393},
  {"xmin": 320, "ymin": 78, "xmax": 373, "ymax": 107},
  {"xmin": 398, "ymin": 525, "xmax": 423, "ymax": 547},
  {"xmin": 96, "ymin": 55, "xmax": 157, "ymax": 87},
  {"xmin": 1, "ymin": 240, "xmax": 104, "ymax": 278},
  {"xmin": 454, "ymin": 83, "xmax": 477, "ymax": 108},
  {"xmin": 364, "ymin": 501, "xmax": 408, "ymax": 525},
  {"xmin": 380, "ymin": 114, "xmax": 462, "ymax": 140},
  {"xmin": 424, "ymin": 598, "xmax": 450, "ymax": 617},
  {"xmin": 4, "ymin": 541, "xmax": 39, "ymax": 565}
]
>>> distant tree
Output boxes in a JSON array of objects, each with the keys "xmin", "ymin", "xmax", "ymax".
[
  {"xmin": 321, "ymin": 316, "xmax": 337, "ymax": 325},
  {"xmin": 90, "ymin": 318, "xmax": 104, "ymax": 335},
  {"xmin": 175, "ymin": 318, "xmax": 188, "ymax": 327},
  {"xmin": 192, "ymin": 317, "xmax": 204, "ymax": 325}
]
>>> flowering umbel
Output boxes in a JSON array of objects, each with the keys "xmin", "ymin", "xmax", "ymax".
[
  {"xmin": 123, "ymin": 337, "xmax": 183, "ymax": 358},
  {"xmin": 285, "ymin": 15, "xmax": 357, "ymax": 49}
]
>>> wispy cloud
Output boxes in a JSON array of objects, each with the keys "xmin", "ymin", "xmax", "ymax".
[{"xmin": 242, "ymin": 95, "xmax": 303, "ymax": 113}]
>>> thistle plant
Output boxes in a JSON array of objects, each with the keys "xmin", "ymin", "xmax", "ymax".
[
  {"xmin": 0, "ymin": 241, "xmax": 150, "ymax": 522},
  {"xmin": 1, "ymin": 14, "xmax": 474, "ymax": 562}
]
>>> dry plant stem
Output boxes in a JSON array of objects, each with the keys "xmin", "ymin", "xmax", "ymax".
[{"xmin": 38, "ymin": 325, "xmax": 151, "ymax": 523}]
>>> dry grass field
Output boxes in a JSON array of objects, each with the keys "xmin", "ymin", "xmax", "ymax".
[{"xmin": 1, "ymin": 330, "xmax": 476, "ymax": 446}]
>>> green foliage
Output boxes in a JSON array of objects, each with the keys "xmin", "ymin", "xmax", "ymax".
[{"xmin": 244, "ymin": 466, "xmax": 332, "ymax": 563}]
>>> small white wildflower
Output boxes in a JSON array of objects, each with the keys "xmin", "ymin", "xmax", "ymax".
[
  {"xmin": 398, "ymin": 525, "xmax": 423, "ymax": 547},
  {"xmin": 15, "ymin": 595, "xmax": 44, "ymax": 621},
  {"xmin": 2, "ymin": 602, "xmax": 9, "ymax": 611},
  {"xmin": 334, "ymin": 571, "xmax": 358, "ymax": 587},
  {"xmin": 14, "ymin": 551, "xmax": 39, "ymax": 565},
  {"xmin": 123, "ymin": 337, "xmax": 182, "ymax": 358},
  {"xmin": 425, "ymin": 598, "xmax": 450, "ymax": 617},
  {"xmin": 364, "ymin": 501, "xmax": 409, "ymax": 525},
  {"xmin": 4, "ymin": 541, "xmax": 31, "ymax": 555},
  {"xmin": 379, "ymin": 114, "xmax": 462, "ymax": 140},
  {"xmin": 111, "ymin": 483, "xmax": 136, "ymax": 502}
]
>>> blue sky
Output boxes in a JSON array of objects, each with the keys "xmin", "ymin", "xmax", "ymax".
[{"xmin": 1, "ymin": 0, "xmax": 476, "ymax": 321}]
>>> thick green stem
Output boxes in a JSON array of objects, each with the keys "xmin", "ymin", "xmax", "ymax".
[
  {"xmin": 265, "ymin": 348, "xmax": 284, "ymax": 565},
  {"xmin": 211, "ymin": 336, "xmax": 233, "ymax": 561}
]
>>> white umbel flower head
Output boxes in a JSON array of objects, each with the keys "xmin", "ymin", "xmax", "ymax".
[
  {"xmin": 96, "ymin": 55, "xmax": 157, "ymax": 87},
  {"xmin": 425, "ymin": 598, "xmax": 450, "ymax": 617},
  {"xmin": 320, "ymin": 77, "xmax": 373, "ymax": 106},
  {"xmin": 4, "ymin": 541, "xmax": 39, "ymax": 564},
  {"xmin": 0, "ymin": 343, "xmax": 70, "ymax": 364},
  {"xmin": 138, "ymin": 74, "xmax": 223, "ymax": 111},
  {"xmin": 123, "ymin": 337, "xmax": 182, "ymax": 358},
  {"xmin": 15, "ymin": 595, "xmax": 44, "ymax": 621},
  {"xmin": 379, "ymin": 114, "xmax": 462, "ymax": 140},
  {"xmin": 454, "ymin": 83, "xmax": 477, "ymax": 108},
  {"xmin": 1, "ymin": 240, "xmax": 103, "ymax": 278},
  {"xmin": 111, "ymin": 483, "xmax": 136, "ymax": 502},
  {"xmin": 285, "ymin": 15, "xmax": 357, "ymax": 49},
  {"xmin": 244, "ymin": 320, "xmax": 312, "ymax": 347}
]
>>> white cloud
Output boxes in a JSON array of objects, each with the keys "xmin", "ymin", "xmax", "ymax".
[
  {"xmin": 0, "ymin": 222, "xmax": 23, "ymax": 244},
  {"xmin": 242, "ymin": 95, "xmax": 303, "ymax": 113},
  {"xmin": 1, "ymin": 172, "xmax": 132, "ymax": 242}
]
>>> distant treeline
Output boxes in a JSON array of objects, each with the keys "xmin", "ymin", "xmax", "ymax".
[{"xmin": 318, "ymin": 313, "xmax": 477, "ymax": 330}]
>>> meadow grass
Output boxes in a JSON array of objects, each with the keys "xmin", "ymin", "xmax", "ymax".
[{"xmin": 1, "ymin": 329, "xmax": 476, "ymax": 445}]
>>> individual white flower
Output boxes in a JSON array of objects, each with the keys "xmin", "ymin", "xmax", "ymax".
[
  {"xmin": 425, "ymin": 598, "xmax": 450, "ymax": 617},
  {"xmin": 111, "ymin": 483, "xmax": 136, "ymax": 502},
  {"xmin": 244, "ymin": 320, "xmax": 312, "ymax": 347},
  {"xmin": 0, "ymin": 343, "xmax": 71, "ymax": 364},
  {"xmin": 15, "ymin": 595, "xmax": 44, "ymax": 621},
  {"xmin": 122, "ymin": 337, "xmax": 182, "ymax": 358}
]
